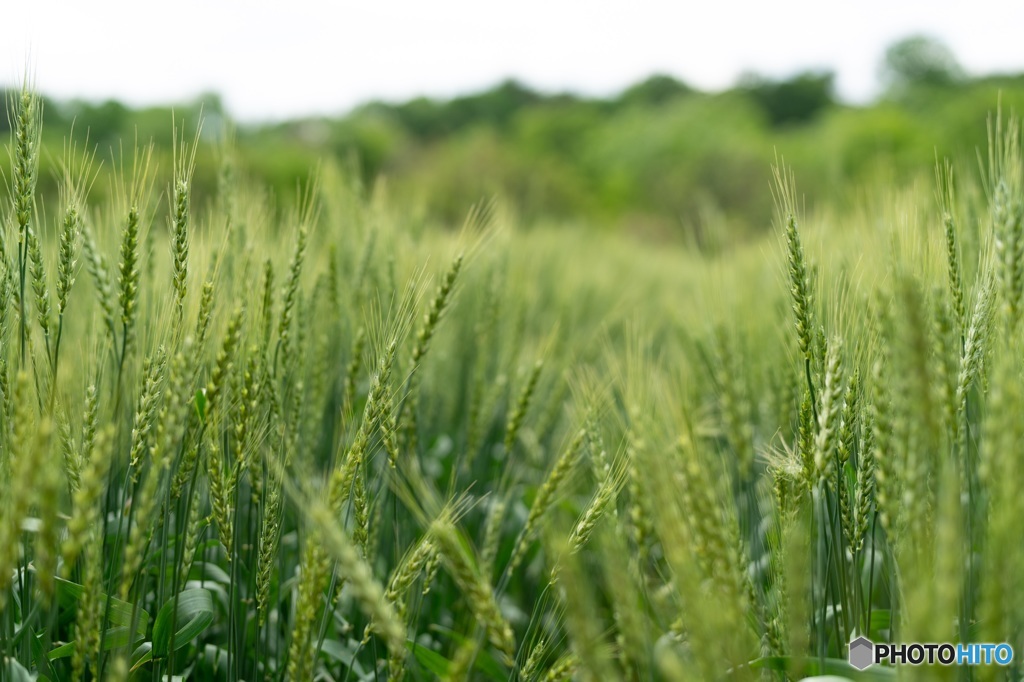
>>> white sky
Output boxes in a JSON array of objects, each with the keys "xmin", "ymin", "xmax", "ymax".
[{"xmin": 4, "ymin": 0, "xmax": 1024, "ymax": 122}]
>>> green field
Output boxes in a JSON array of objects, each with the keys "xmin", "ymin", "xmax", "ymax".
[{"xmin": 2, "ymin": 73, "xmax": 1024, "ymax": 681}]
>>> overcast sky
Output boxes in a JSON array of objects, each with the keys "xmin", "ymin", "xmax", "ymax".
[{"xmin": 5, "ymin": 0, "xmax": 1024, "ymax": 122}]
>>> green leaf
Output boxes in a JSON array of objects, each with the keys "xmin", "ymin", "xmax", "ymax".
[
  {"xmin": 199, "ymin": 643, "xmax": 229, "ymax": 676},
  {"xmin": 12, "ymin": 602, "xmax": 41, "ymax": 647},
  {"xmin": 48, "ymin": 642, "xmax": 75, "ymax": 660},
  {"xmin": 869, "ymin": 609, "xmax": 891, "ymax": 635},
  {"xmin": 194, "ymin": 561, "xmax": 232, "ymax": 585},
  {"xmin": 152, "ymin": 589, "xmax": 215, "ymax": 658},
  {"xmin": 49, "ymin": 626, "xmax": 150, "ymax": 660},
  {"xmin": 431, "ymin": 626, "xmax": 508, "ymax": 681},
  {"xmin": 55, "ymin": 577, "xmax": 151, "ymax": 631},
  {"xmin": 194, "ymin": 389, "xmax": 207, "ymax": 421},
  {"xmin": 408, "ymin": 641, "xmax": 452, "ymax": 677},
  {"xmin": 30, "ymin": 627, "xmax": 61, "ymax": 681},
  {"xmin": 130, "ymin": 641, "xmax": 153, "ymax": 672},
  {"xmin": 320, "ymin": 639, "xmax": 368, "ymax": 677},
  {"xmin": 49, "ymin": 578, "xmax": 151, "ymax": 662}
]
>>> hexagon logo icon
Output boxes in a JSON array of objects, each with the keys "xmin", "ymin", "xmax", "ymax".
[{"xmin": 849, "ymin": 636, "xmax": 875, "ymax": 670}]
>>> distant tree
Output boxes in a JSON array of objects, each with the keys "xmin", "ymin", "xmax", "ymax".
[
  {"xmin": 446, "ymin": 79, "xmax": 541, "ymax": 131},
  {"xmin": 372, "ymin": 80, "xmax": 541, "ymax": 139},
  {"xmin": 618, "ymin": 74, "xmax": 692, "ymax": 108},
  {"xmin": 738, "ymin": 71, "xmax": 835, "ymax": 126},
  {"xmin": 382, "ymin": 97, "xmax": 444, "ymax": 138},
  {"xmin": 60, "ymin": 99, "xmax": 130, "ymax": 144},
  {"xmin": 880, "ymin": 35, "xmax": 964, "ymax": 91}
]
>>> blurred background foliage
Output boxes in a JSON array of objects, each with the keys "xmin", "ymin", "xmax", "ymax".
[{"xmin": 5, "ymin": 35, "xmax": 1024, "ymax": 246}]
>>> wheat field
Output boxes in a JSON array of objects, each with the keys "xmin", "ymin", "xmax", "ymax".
[{"xmin": 2, "ymin": 86, "xmax": 1024, "ymax": 681}]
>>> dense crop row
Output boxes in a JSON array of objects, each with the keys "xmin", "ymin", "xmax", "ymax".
[{"xmin": 2, "ymin": 87, "xmax": 1024, "ymax": 681}]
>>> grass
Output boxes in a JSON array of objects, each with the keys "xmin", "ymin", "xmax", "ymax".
[{"xmin": 2, "ymin": 84, "xmax": 1024, "ymax": 682}]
